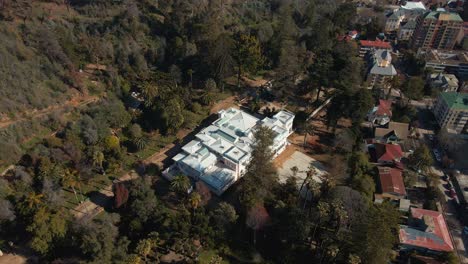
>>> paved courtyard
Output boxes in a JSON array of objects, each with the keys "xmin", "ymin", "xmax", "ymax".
[{"xmin": 276, "ymin": 150, "xmax": 327, "ymax": 186}]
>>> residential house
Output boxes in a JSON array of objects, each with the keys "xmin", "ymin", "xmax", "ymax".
[
  {"xmin": 366, "ymin": 49, "xmax": 398, "ymax": 89},
  {"xmin": 359, "ymin": 40, "xmax": 392, "ymax": 57},
  {"xmin": 338, "ymin": 31, "xmax": 359, "ymax": 42},
  {"xmin": 400, "ymin": 208, "xmax": 454, "ymax": 253},
  {"xmin": 428, "ymin": 73, "xmax": 459, "ymax": 92},
  {"xmin": 433, "ymin": 92, "xmax": 468, "ymax": 134},
  {"xmin": 368, "ymin": 99, "xmax": 393, "ymax": 126},
  {"xmin": 163, "ymin": 108, "xmax": 294, "ymax": 195},
  {"xmin": 370, "ymin": 142, "xmax": 404, "ymax": 165},
  {"xmin": 375, "ymin": 121, "xmax": 410, "ymax": 143},
  {"xmin": 377, "ymin": 166, "xmax": 406, "ymax": 200},
  {"xmin": 411, "ymin": 11, "xmax": 463, "ymax": 50}
]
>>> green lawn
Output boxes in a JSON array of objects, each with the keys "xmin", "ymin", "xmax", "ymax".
[{"xmin": 198, "ymin": 250, "xmax": 230, "ymax": 264}]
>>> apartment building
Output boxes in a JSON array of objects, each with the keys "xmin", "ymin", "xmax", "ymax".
[
  {"xmin": 433, "ymin": 92, "xmax": 468, "ymax": 134},
  {"xmin": 411, "ymin": 11, "xmax": 463, "ymax": 50},
  {"xmin": 422, "ymin": 49, "xmax": 468, "ymax": 77}
]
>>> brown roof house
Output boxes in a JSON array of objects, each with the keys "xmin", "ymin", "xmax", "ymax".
[
  {"xmin": 370, "ymin": 142, "xmax": 404, "ymax": 165},
  {"xmin": 375, "ymin": 122, "xmax": 410, "ymax": 144},
  {"xmin": 377, "ymin": 166, "xmax": 406, "ymax": 200}
]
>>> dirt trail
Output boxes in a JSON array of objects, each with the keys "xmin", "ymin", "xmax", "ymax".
[
  {"xmin": 0, "ymin": 95, "xmax": 99, "ymax": 129},
  {"xmin": 210, "ymin": 96, "xmax": 237, "ymax": 114},
  {"xmin": 0, "ymin": 254, "xmax": 27, "ymax": 264}
]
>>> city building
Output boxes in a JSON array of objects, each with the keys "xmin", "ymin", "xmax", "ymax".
[
  {"xmin": 428, "ymin": 73, "xmax": 459, "ymax": 92},
  {"xmin": 359, "ymin": 40, "xmax": 392, "ymax": 57},
  {"xmin": 411, "ymin": 11, "xmax": 463, "ymax": 50},
  {"xmin": 163, "ymin": 108, "xmax": 294, "ymax": 195},
  {"xmin": 385, "ymin": 2, "xmax": 426, "ymax": 34},
  {"xmin": 377, "ymin": 166, "xmax": 406, "ymax": 200},
  {"xmin": 400, "ymin": 208, "xmax": 454, "ymax": 253},
  {"xmin": 433, "ymin": 92, "xmax": 468, "ymax": 134},
  {"xmin": 398, "ymin": 20, "xmax": 418, "ymax": 41},
  {"xmin": 422, "ymin": 49, "xmax": 468, "ymax": 77},
  {"xmin": 366, "ymin": 49, "xmax": 397, "ymax": 89},
  {"xmin": 368, "ymin": 99, "xmax": 393, "ymax": 126}
]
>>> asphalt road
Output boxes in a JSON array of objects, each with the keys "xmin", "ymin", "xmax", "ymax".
[{"xmin": 415, "ymin": 115, "xmax": 468, "ymax": 263}]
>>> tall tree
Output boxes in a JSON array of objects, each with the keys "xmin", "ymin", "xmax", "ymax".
[
  {"xmin": 402, "ymin": 77, "xmax": 425, "ymax": 101},
  {"xmin": 233, "ymin": 33, "xmax": 264, "ymax": 87},
  {"xmin": 352, "ymin": 203, "xmax": 400, "ymax": 264},
  {"xmin": 408, "ymin": 145, "xmax": 433, "ymax": 172},
  {"xmin": 27, "ymin": 208, "xmax": 68, "ymax": 255},
  {"xmin": 239, "ymin": 126, "xmax": 278, "ymax": 209},
  {"xmin": 308, "ymin": 52, "xmax": 333, "ymax": 102}
]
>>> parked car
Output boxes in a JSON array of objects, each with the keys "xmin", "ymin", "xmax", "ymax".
[{"xmin": 463, "ymin": 226, "xmax": 468, "ymax": 239}]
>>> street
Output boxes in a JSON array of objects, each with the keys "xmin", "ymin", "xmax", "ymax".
[
  {"xmin": 430, "ymin": 165, "xmax": 468, "ymax": 263},
  {"xmin": 413, "ymin": 102, "xmax": 468, "ymax": 263}
]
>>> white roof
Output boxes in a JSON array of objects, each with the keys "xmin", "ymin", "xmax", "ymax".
[
  {"xmin": 174, "ymin": 108, "xmax": 295, "ymax": 193},
  {"xmin": 182, "ymin": 140, "xmax": 202, "ymax": 154},
  {"xmin": 225, "ymin": 146, "xmax": 247, "ymax": 162},
  {"xmin": 216, "ymin": 108, "xmax": 259, "ymax": 133},
  {"xmin": 401, "ymin": 1, "xmax": 426, "ymax": 10},
  {"xmin": 209, "ymin": 138, "xmax": 234, "ymax": 156},
  {"xmin": 274, "ymin": 110, "xmax": 295, "ymax": 125},
  {"xmin": 180, "ymin": 151, "xmax": 217, "ymax": 173}
]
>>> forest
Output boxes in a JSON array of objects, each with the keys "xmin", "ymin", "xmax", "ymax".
[{"xmin": 0, "ymin": 0, "xmax": 406, "ymax": 263}]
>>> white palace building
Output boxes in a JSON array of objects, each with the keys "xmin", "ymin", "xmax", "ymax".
[{"xmin": 163, "ymin": 108, "xmax": 294, "ymax": 195}]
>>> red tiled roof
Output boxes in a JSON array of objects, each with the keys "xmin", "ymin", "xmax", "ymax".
[
  {"xmin": 360, "ymin": 40, "xmax": 392, "ymax": 49},
  {"xmin": 399, "ymin": 208, "xmax": 454, "ymax": 252},
  {"xmin": 375, "ymin": 143, "xmax": 403, "ymax": 162},
  {"xmin": 378, "ymin": 167, "xmax": 406, "ymax": 196},
  {"xmin": 376, "ymin": 99, "xmax": 392, "ymax": 116}
]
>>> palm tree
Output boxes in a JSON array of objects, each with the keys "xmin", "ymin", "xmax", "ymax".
[
  {"xmin": 25, "ymin": 192, "xmax": 44, "ymax": 209},
  {"xmin": 140, "ymin": 82, "xmax": 158, "ymax": 107},
  {"xmin": 331, "ymin": 199, "xmax": 348, "ymax": 234},
  {"xmin": 320, "ymin": 244, "xmax": 339, "ymax": 264},
  {"xmin": 302, "ymin": 122, "xmax": 315, "ymax": 148},
  {"xmin": 385, "ymin": 75, "xmax": 400, "ymax": 100},
  {"xmin": 92, "ymin": 150, "xmax": 104, "ymax": 170},
  {"xmin": 170, "ymin": 175, "xmax": 191, "ymax": 196},
  {"xmin": 134, "ymin": 137, "xmax": 148, "ymax": 151},
  {"xmin": 188, "ymin": 192, "xmax": 202, "ymax": 211},
  {"xmin": 304, "ymin": 180, "xmax": 321, "ymax": 211},
  {"xmin": 347, "ymin": 254, "xmax": 361, "ymax": 264},
  {"xmin": 135, "ymin": 238, "xmax": 153, "ymax": 262},
  {"xmin": 62, "ymin": 169, "xmax": 84, "ymax": 204},
  {"xmin": 200, "ymin": 91, "xmax": 215, "ymax": 106},
  {"xmin": 187, "ymin": 69, "xmax": 194, "ymax": 89},
  {"xmin": 311, "ymin": 201, "xmax": 330, "ymax": 243},
  {"xmin": 299, "ymin": 166, "xmax": 315, "ymax": 196},
  {"xmin": 290, "ymin": 166, "xmax": 299, "ymax": 178}
]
